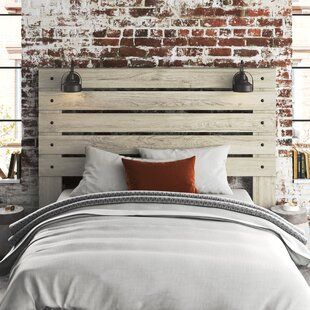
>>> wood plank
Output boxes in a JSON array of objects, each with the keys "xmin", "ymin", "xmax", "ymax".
[
  {"xmin": 39, "ymin": 135, "xmax": 276, "ymax": 155},
  {"xmin": 39, "ymin": 113, "xmax": 275, "ymax": 133},
  {"xmin": 39, "ymin": 68, "xmax": 276, "ymax": 90},
  {"xmin": 39, "ymin": 176, "xmax": 62, "ymax": 208},
  {"xmin": 39, "ymin": 156, "xmax": 276, "ymax": 177},
  {"xmin": 253, "ymin": 176, "xmax": 276, "ymax": 208},
  {"xmin": 39, "ymin": 90, "xmax": 276, "ymax": 111}
]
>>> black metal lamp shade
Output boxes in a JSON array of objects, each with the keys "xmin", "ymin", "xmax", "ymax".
[
  {"xmin": 232, "ymin": 61, "xmax": 254, "ymax": 92},
  {"xmin": 61, "ymin": 61, "xmax": 82, "ymax": 92}
]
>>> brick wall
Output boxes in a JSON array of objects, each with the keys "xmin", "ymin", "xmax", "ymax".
[{"xmin": 2, "ymin": 0, "xmax": 304, "ymax": 212}]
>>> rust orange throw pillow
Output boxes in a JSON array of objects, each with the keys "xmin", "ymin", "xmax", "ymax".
[{"xmin": 122, "ymin": 156, "xmax": 197, "ymax": 193}]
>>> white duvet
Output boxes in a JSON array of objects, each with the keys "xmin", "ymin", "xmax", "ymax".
[{"xmin": 1, "ymin": 192, "xmax": 310, "ymax": 310}]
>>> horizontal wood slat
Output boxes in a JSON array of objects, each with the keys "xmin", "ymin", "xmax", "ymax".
[
  {"xmin": 39, "ymin": 68, "xmax": 275, "ymax": 90},
  {"xmin": 39, "ymin": 135, "xmax": 276, "ymax": 155},
  {"xmin": 39, "ymin": 90, "xmax": 276, "ymax": 111},
  {"xmin": 39, "ymin": 156, "xmax": 276, "ymax": 177},
  {"xmin": 39, "ymin": 113, "xmax": 275, "ymax": 133}
]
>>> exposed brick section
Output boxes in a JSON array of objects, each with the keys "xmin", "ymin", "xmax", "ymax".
[{"xmin": 13, "ymin": 0, "xmax": 299, "ymax": 211}]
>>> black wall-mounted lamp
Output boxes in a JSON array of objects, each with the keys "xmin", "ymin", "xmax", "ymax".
[
  {"xmin": 61, "ymin": 60, "xmax": 82, "ymax": 92},
  {"xmin": 232, "ymin": 61, "xmax": 254, "ymax": 92}
]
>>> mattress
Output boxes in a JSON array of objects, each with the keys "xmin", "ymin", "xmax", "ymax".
[{"xmin": 56, "ymin": 188, "xmax": 254, "ymax": 204}]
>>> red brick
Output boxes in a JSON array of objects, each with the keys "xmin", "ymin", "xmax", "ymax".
[
  {"xmin": 192, "ymin": 29, "xmax": 204, "ymax": 37},
  {"xmin": 163, "ymin": 38, "xmax": 188, "ymax": 46},
  {"xmin": 106, "ymin": 29, "xmax": 121, "ymax": 37},
  {"xmin": 189, "ymin": 37, "xmax": 217, "ymax": 46},
  {"xmin": 273, "ymin": 38, "xmax": 292, "ymax": 47},
  {"xmin": 248, "ymin": 29, "xmax": 261, "ymax": 37},
  {"xmin": 119, "ymin": 46, "xmax": 147, "ymax": 57},
  {"xmin": 201, "ymin": 18, "xmax": 227, "ymax": 27},
  {"xmin": 279, "ymin": 119, "xmax": 292, "ymax": 127},
  {"xmin": 246, "ymin": 38, "xmax": 272, "ymax": 46},
  {"xmin": 93, "ymin": 38, "xmax": 119, "ymax": 46},
  {"xmin": 205, "ymin": 29, "xmax": 218, "ymax": 36},
  {"xmin": 234, "ymin": 49, "xmax": 259, "ymax": 57},
  {"xmin": 123, "ymin": 29, "xmax": 134, "ymax": 37},
  {"xmin": 257, "ymin": 18, "xmax": 283, "ymax": 27},
  {"xmin": 135, "ymin": 29, "xmax": 148, "ymax": 37},
  {"xmin": 209, "ymin": 48, "xmax": 231, "ymax": 56},
  {"xmin": 164, "ymin": 29, "xmax": 177, "ymax": 37},
  {"xmin": 246, "ymin": 9, "xmax": 270, "ymax": 17},
  {"xmin": 135, "ymin": 38, "xmax": 161, "ymax": 47},
  {"xmin": 220, "ymin": 29, "xmax": 232, "ymax": 37},
  {"xmin": 278, "ymin": 108, "xmax": 293, "ymax": 117},
  {"xmin": 177, "ymin": 47, "xmax": 204, "ymax": 57},
  {"xmin": 178, "ymin": 29, "xmax": 190, "ymax": 37},
  {"xmin": 281, "ymin": 129, "xmax": 293, "ymax": 137},
  {"xmin": 120, "ymin": 38, "xmax": 134, "ymax": 46},
  {"xmin": 150, "ymin": 29, "xmax": 163, "ymax": 37},
  {"xmin": 100, "ymin": 48, "xmax": 118, "ymax": 58},
  {"xmin": 129, "ymin": 8, "xmax": 155, "ymax": 17},
  {"xmin": 145, "ymin": 0, "xmax": 159, "ymax": 5},
  {"xmin": 187, "ymin": 7, "xmax": 214, "ymax": 16},
  {"xmin": 42, "ymin": 28, "xmax": 54, "ymax": 38},
  {"xmin": 278, "ymin": 138, "xmax": 292, "ymax": 146},
  {"xmin": 278, "ymin": 89, "xmax": 291, "ymax": 98},
  {"xmin": 147, "ymin": 47, "xmax": 171, "ymax": 57},
  {"xmin": 218, "ymin": 38, "xmax": 245, "ymax": 46},
  {"xmin": 93, "ymin": 29, "xmax": 106, "ymax": 38},
  {"xmin": 92, "ymin": 9, "xmax": 117, "ymax": 16},
  {"xmin": 171, "ymin": 19, "xmax": 199, "ymax": 27},
  {"xmin": 234, "ymin": 29, "xmax": 246, "ymax": 37},
  {"xmin": 275, "ymin": 28, "xmax": 283, "ymax": 37},
  {"xmin": 262, "ymin": 29, "xmax": 273, "ymax": 37},
  {"xmin": 232, "ymin": 0, "xmax": 248, "ymax": 6},
  {"xmin": 229, "ymin": 18, "xmax": 255, "ymax": 26}
]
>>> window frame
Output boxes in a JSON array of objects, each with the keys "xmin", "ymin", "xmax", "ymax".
[
  {"xmin": 292, "ymin": 12, "xmax": 310, "ymax": 144},
  {"xmin": 0, "ymin": 11, "xmax": 22, "ymax": 149}
]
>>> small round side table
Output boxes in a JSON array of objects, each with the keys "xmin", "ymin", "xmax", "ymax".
[
  {"xmin": 0, "ymin": 205, "xmax": 24, "ymax": 258},
  {"xmin": 271, "ymin": 206, "xmax": 309, "ymax": 246}
]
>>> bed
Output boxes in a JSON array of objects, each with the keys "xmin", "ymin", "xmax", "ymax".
[
  {"xmin": 0, "ymin": 191, "xmax": 310, "ymax": 309},
  {"xmin": 57, "ymin": 188, "xmax": 255, "ymax": 204},
  {"xmin": 0, "ymin": 68, "xmax": 309, "ymax": 309}
]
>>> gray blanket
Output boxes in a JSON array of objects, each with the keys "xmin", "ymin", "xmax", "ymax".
[{"xmin": 0, "ymin": 191, "xmax": 309, "ymax": 309}]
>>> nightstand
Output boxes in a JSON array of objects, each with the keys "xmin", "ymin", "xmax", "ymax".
[
  {"xmin": 271, "ymin": 206, "xmax": 309, "ymax": 246},
  {"xmin": 0, "ymin": 205, "xmax": 24, "ymax": 258}
]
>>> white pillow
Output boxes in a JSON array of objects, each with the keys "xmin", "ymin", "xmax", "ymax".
[
  {"xmin": 139, "ymin": 145, "xmax": 233, "ymax": 195},
  {"xmin": 70, "ymin": 146, "xmax": 128, "ymax": 197},
  {"xmin": 70, "ymin": 146, "xmax": 179, "ymax": 197}
]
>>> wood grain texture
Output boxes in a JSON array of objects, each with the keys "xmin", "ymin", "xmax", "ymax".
[
  {"xmin": 39, "ymin": 113, "xmax": 275, "ymax": 133},
  {"xmin": 39, "ymin": 156, "xmax": 276, "ymax": 177},
  {"xmin": 253, "ymin": 176, "xmax": 276, "ymax": 207},
  {"xmin": 39, "ymin": 135, "xmax": 276, "ymax": 155},
  {"xmin": 39, "ymin": 90, "xmax": 276, "ymax": 111},
  {"xmin": 39, "ymin": 68, "xmax": 276, "ymax": 90},
  {"xmin": 39, "ymin": 177, "xmax": 62, "ymax": 208}
]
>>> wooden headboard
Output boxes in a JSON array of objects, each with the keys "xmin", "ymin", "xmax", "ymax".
[{"xmin": 38, "ymin": 68, "xmax": 276, "ymax": 208}]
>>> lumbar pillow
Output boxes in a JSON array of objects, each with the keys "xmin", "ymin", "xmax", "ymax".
[
  {"xmin": 122, "ymin": 156, "xmax": 197, "ymax": 193},
  {"xmin": 139, "ymin": 145, "xmax": 233, "ymax": 195}
]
